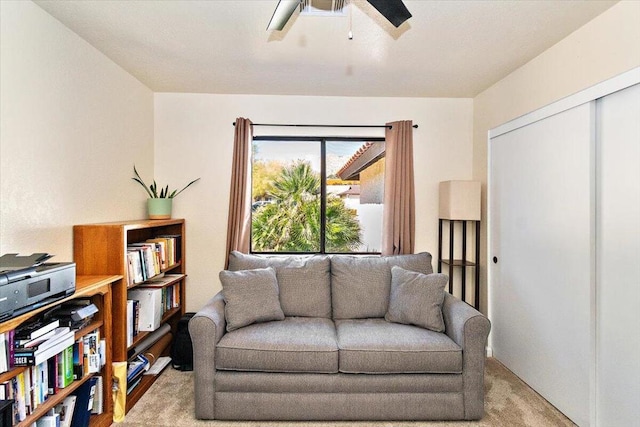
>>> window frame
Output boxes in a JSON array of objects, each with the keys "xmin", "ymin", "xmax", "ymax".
[{"xmin": 251, "ymin": 135, "xmax": 385, "ymax": 255}]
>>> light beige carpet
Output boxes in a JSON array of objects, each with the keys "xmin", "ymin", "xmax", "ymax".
[{"xmin": 115, "ymin": 358, "xmax": 575, "ymax": 427}]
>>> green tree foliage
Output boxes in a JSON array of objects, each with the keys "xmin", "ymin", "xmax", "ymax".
[
  {"xmin": 252, "ymin": 161, "xmax": 361, "ymax": 252},
  {"xmin": 252, "ymin": 160, "xmax": 283, "ymax": 201}
]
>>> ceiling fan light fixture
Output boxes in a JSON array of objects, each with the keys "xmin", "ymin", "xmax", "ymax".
[{"xmin": 267, "ymin": 0, "xmax": 301, "ymax": 31}]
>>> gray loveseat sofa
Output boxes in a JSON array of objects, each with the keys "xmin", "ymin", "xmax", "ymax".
[{"xmin": 189, "ymin": 251, "xmax": 491, "ymax": 421}]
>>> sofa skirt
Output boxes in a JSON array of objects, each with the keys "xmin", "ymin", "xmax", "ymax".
[
  {"xmin": 212, "ymin": 372, "xmax": 465, "ymax": 421},
  {"xmin": 215, "ymin": 391, "xmax": 465, "ymax": 420}
]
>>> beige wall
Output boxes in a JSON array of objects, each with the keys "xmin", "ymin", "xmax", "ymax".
[
  {"xmin": 154, "ymin": 94, "xmax": 474, "ymax": 312},
  {"xmin": 0, "ymin": 1, "xmax": 154, "ymax": 261},
  {"xmin": 360, "ymin": 158, "xmax": 384, "ymax": 205},
  {"xmin": 473, "ymin": 0, "xmax": 640, "ymax": 313}
]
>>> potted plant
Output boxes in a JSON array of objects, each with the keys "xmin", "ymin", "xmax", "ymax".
[{"xmin": 132, "ymin": 165, "xmax": 200, "ymax": 219}]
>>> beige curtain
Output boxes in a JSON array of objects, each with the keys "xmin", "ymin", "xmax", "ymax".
[
  {"xmin": 382, "ymin": 120, "xmax": 415, "ymax": 255},
  {"xmin": 225, "ymin": 117, "xmax": 253, "ymax": 268}
]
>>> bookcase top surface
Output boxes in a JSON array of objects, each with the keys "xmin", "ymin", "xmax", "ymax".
[{"xmin": 74, "ymin": 218, "xmax": 184, "ymax": 229}]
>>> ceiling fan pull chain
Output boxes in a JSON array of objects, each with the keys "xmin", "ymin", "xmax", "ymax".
[{"xmin": 348, "ymin": 0, "xmax": 353, "ymax": 40}]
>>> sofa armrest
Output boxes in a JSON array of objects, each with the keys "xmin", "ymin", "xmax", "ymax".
[
  {"xmin": 442, "ymin": 292, "xmax": 491, "ymax": 420},
  {"xmin": 189, "ymin": 291, "xmax": 226, "ymax": 419}
]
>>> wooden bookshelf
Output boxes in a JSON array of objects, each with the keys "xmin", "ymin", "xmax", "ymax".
[
  {"xmin": 0, "ymin": 275, "xmax": 119, "ymax": 427},
  {"xmin": 73, "ymin": 219, "xmax": 186, "ymax": 414}
]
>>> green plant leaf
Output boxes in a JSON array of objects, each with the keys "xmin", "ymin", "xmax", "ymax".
[
  {"xmin": 132, "ymin": 165, "xmax": 199, "ymax": 199},
  {"xmin": 171, "ymin": 178, "xmax": 201, "ymax": 198},
  {"xmin": 132, "ymin": 165, "xmax": 154, "ymax": 198}
]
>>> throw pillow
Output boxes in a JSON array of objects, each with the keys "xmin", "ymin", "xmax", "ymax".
[
  {"xmin": 220, "ymin": 267, "xmax": 285, "ymax": 332},
  {"xmin": 385, "ymin": 266, "xmax": 448, "ymax": 332},
  {"xmin": 228, "ymin": 251, "xmax": 331, "ymax": 318}
]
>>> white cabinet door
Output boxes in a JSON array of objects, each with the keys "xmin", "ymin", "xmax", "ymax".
[
  {"xmin": 595, "ymin": 83, "xmax": 640, "ymax": 426},
  {"xmin": 489, "ymin": 102, "xmax": 594, "ymax": 427}
]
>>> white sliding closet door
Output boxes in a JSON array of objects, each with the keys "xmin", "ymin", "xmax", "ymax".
[
  {"xmin": 595, "ymin": 83, "xmax": 640, "ymax": 426},
  {"xmin": 489, "ymin": 102, "xmax": 594, "ymax": 427}
]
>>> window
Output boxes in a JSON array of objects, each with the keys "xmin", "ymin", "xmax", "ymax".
[{"xmin": 251, "ymin": 136, "xmax": 385, "ymax": 254}]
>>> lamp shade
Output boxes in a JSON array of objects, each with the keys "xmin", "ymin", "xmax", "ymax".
[{"xmin": 439, "ymin": 180, "xmax": 481, "ymax": 220}]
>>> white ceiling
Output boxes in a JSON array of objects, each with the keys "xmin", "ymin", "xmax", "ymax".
[{"xmin": 34, "ymin": 0, "xmax": 617, "ymax": 98}]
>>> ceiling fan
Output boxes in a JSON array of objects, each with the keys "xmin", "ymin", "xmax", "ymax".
[{"xmin": 267, "ymin": 0, "xmax": 412, "ymax": 31}]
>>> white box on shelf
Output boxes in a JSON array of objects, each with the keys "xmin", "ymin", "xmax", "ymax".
[{"xmin": 127, "ymin": 288, "xmax": 163, "ymax": 331}]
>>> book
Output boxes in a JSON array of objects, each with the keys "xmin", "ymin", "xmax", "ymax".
[
  {"xmin": 23, "ymin": 367, "xmax": 31, "ymax": 415},
  {"xmin": 54, "ymin": 395, "xmax": 76, "ymax": 427},
  {"xmin": 99, "ymin": 339, "xmax": 106, "ymax": 368},
  {"xmin": 6, "ymin": 330, "xmax": 14, "ymax": 372},
  {"xmin": 15, "ymin": 319, "xmax": 60, "ymax": 341},
  {"xmin": 15, "ymin": 371, "xmax": 26, "ymax": 422},
  {"xmin": 15, "ymin": 327, "xmax": 71, "ymax": 353},
  {"xmin": 57, "ymin": 345, "xmax": 74, "ymax": 388},
  {"xmin": 47, "ymin": 356, "xmax": 59, "ymax": 395},
  {"xmin": 15, "ymin": 328, "xmax": 57, "ymax": 348},
  {"xmin": 0, "ymin": 333, "xmax": 7, "ymax": 373},
  {"xmin": 126, "ymin": 300, "xmax": 135, "ymax": 347},
  {"xmin": 126, "ymin": 376, "xmax": 142, "ymax": 395},
  {"xmin": 83, "ymin": 330, "xmax": 100, "ymax": 374},
  {"xmin": 70, "ymin": 376, "xmax": 97, "ymax": 427},
  {"xmin": 72, "ymin": 339, "xmax": 84, "ymax": 380},
  {"xmin": 146, "ymin": 238, "xmax": 168, "ymax": 269},
  {"xmin": 127, "ymin": 250, "xmax": 144, "ymax": 285},
  {"xmin": 144, "ymin": 356, "xmax": 171, "ymax": 376},
  {"xmin": 29, "ymin": 362, "xmax": 48, "ymax": 410},
  {"xmin": 126, "ymin": 354, "xmax": 149, "ymax": 383},
  {"xmin": 37, "ymin": 360, "xmax": 49, "ymax": 406},
  {"xmin": 90, "ymin": 375, "xmax": 103, "ymax": 415},
  {"xmin": 133, "ymin": 300, "xmax": 140, "ymax": 336}
]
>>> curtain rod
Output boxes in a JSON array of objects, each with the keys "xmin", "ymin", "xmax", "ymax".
[{"xmin": 232, "ymin": 122, "xmax": 418, "ymax": 129}]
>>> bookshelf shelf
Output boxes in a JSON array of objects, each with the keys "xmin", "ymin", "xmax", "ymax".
[
  {"xmin": 74, "ymin": 319, "xmax": 104, "ymax": 341},
  {"xmin": 73, "ymin": 219, "xmax": 186, "ymax": 415},
  {"xmin": 0, "ymin": 275, "xmax": 119, "ymax": 427},
  {"xmin": 0, "ymin": 366, "xmax": 27, "ymax": 383}
]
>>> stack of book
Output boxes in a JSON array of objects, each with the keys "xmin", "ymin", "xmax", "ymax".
[
  {"xmin": 126, "ymin": 235, "xmax": 181, "ymax": 286},
  {"xmin": 126, "ymin": 354, "xmax": 149, "ymax": 395},
  {"xmin": 13, "ymin": 321, "xmax": 74, "ymax": 367}
]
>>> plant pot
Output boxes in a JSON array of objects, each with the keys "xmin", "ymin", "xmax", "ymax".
[{"xmin": 147, "ymin": 198, "xmax": 172, "ymax": 220}]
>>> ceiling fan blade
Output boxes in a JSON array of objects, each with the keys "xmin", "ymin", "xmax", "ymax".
[
  {"xmin": 365, "ymin": 0, "xmax": 412, "ymax": 28},
  {"xmin": 267, "ymin": 0, "xmax": 301, "ymax": 31}
]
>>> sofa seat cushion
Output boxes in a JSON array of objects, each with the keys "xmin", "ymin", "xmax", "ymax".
[
  {"xmin": 335, "ymin": 319, "xmax": 462, "ymax": 374},
  {"xmin": 217, "ymin": 317, "xmax": 339, "ymax": 373}
]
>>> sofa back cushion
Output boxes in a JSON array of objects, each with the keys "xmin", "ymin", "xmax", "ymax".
[
  {"xmin": 331, "ymin": 252, "xmax": 433, "ymax": 319},
  {"xmin": 228, "ymin": 251, "xmax": 332, "ymax": 318}
]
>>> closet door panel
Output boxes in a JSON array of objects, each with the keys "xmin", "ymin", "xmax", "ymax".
[
  {"xmin": 595, "ymin": 83, "xmax": 640, "ymax": 426},
  {"xmin": 489, "ymin": 102, "xmax": 594, "ymax": 427}
]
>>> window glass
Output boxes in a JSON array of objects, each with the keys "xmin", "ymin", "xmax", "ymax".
[{"xmin": 251, "ymin": 138, "xmax": 384, "ymax": 254}]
